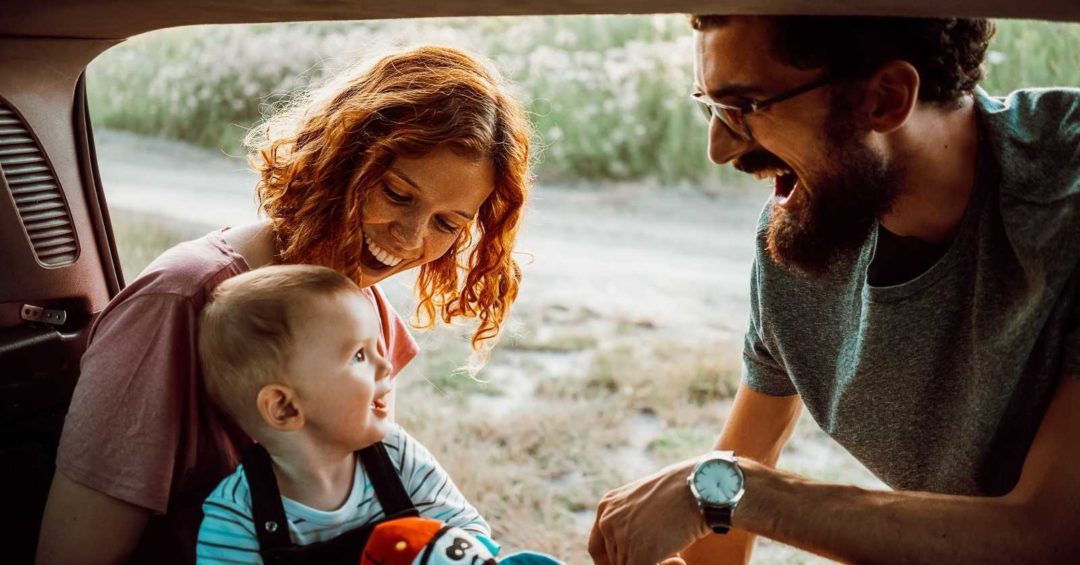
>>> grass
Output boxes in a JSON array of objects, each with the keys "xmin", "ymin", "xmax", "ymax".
[
  {"xmin": 503, "ymin": 331, "xmax": 600, "ymax": 353},
  {"xmin": 109, "ymin": 209, "xmax": 213, "ymax": 279},
  {"xmin": 394, "ymin": 390, "xmax": 636, "ymax": 559},
  {"xmin": 92, "ymin": 16, "xmax": 1080, "ymax": 187},
  {"xmin": 400, "ymin": 331, "xmax": 503, "ymax": 399},
  {"xmin": 646, "ymin": 426, "xmax": 719, "ymax": 462},
  {"xmin": 534, "ymin": 340, "xmax": 741, "ymax": 425},
  {"xmin": 982, "ymin": 19, "xmax": 1080, "ymax": 94},
  {"xmin": 87, "ymin": 16, "xmax": 719, "ymax": 183}
]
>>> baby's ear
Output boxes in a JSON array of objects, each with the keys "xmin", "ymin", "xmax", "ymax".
[{"xmin": 256, "ymin": 383, "xmax": 305, "ymax": 431}]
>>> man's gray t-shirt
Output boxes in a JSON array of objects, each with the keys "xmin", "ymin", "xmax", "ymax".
[{"xmin": 743, "ymin": 88, "xmax": 1080, "ymax": 496}]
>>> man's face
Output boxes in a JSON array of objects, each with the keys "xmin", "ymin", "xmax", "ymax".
[{"xmin": 694, "ymin": 18, "xmax": 900, "ymax": 277}]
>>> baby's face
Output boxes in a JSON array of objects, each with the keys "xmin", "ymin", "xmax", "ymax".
[{"xmin": 286, "ymin": 290, "xmax": 394, "ymax": 451}]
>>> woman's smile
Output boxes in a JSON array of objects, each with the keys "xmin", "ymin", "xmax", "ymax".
[
  {"xmin": 359, "ymin": 230, "xmax": 420, "ymax": 277},
  {"xmin": 363, "ymin": 233, "xmax": 406, "ymax": 268},
  {"xmin": 356, "ymin": 145, "xmax": 497, "ymax": 285}
]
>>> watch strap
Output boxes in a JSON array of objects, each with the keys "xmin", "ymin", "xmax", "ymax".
[{"xmin": 702, "ymin": 505, "xmax": 733, "ymax": 534}]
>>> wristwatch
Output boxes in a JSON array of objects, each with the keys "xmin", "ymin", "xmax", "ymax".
[{"xmin": 686, "ymin": 450, "xmax": 745, "ymax": 534}]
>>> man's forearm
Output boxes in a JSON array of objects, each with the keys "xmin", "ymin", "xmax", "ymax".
[{"xmin": 734, "ymin": 460, "xmax": 1068, "ymax": 564}]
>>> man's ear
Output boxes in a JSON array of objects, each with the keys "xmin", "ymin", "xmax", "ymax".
[
  {"xmin": 256, "ymin": 384, "xmax": 304, "ymax": 431},
  {"xmin": 864, "ymin": 60, "xmax": 919, "ymax": 134}
]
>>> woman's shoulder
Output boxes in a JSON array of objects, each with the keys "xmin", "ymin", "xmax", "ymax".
[
  {"xmin": 89, "ymin": 229, "xmax": 249, "ymax": 339},
  {"xmin": 131, "ymin": 230, "xmax": 249, "ymax": 298}
]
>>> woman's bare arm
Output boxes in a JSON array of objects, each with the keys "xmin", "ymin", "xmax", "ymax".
[{"xmin": 37, "ymin": 471, "xmax": 149, "ymax": 565}]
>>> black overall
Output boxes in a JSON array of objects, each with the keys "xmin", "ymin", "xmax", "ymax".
[{"xmin": 241, "ymin": 442, "xmax": 420, "ymax": 565}]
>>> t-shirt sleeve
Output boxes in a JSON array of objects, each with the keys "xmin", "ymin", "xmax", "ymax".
[
  {"xmin": 391, "ymin": 427, "xmax": 490, "ymax": 537},
  {"xmin": 367, "ymin": 285, "xmax": 419, "ymax": 378},
  {"xmin": 55, "ymin": 293, "xmax": 197, "ymax": 513},
  {"xmin": 742, "ymin": 256, "xmax": 798, "ymax": 397},
  {"xmin": 197, "ymin": 471, "xmax": 262, "ymax": 564}
]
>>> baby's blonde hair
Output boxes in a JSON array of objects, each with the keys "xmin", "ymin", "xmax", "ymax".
[{"xmin": 198, "ymin": 264, "xmax": 361, "ymax": 430}]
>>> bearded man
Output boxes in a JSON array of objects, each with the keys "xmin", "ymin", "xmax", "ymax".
[{"xmin": 590, "ymin": 15, "xmax": 1080, "ymax": 565}]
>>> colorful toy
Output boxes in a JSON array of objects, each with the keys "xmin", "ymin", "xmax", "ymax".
[{"xmin": 360, "ymin": 517, "xmax": 563, "ymax": 565}]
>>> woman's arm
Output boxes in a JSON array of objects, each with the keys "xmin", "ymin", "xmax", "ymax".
[
  {"xmin": 41, "ymin": 292, "xmax": 206, "ymax": 562},
  {"xmin": 37, "ymin": 471, "xmax": 149, "ymax": 565}
]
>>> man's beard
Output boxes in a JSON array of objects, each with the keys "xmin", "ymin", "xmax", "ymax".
[{"xmin": 763, "ymin": 105, "xmax": 902, "ymax": 278}]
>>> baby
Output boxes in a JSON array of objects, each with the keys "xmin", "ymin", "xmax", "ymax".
[{"xmin": 195, "ymin": 264, "xmax": 487, "ymax": 563}]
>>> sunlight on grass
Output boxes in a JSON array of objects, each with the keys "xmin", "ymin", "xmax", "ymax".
[
  {"xmin": 110, "ymin": 208, "xmax": 212, "ymax": 280},
  {"xmin": 88, "ymin": 18, "xmax": 1079, "ymax": 188}
]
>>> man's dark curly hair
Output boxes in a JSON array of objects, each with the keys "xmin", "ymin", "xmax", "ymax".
[{"xmin": 690, "ymin": 16, "xmax": 995, "ymax": 107}]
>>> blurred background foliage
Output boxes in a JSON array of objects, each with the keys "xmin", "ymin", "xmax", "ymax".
[{"xmin": 89, "ymin": 16, "xmax": 1079, "ymax": 184}]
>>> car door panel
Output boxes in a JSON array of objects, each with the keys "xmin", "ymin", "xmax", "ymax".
[{"xmin": 0, "ymin": 36, "xmax": 120, "ymax": 563}]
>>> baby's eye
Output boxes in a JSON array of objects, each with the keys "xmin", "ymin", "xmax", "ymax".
[{"xmin": 353, "ymin": 349, "xmax": 367, "ymax": 363}]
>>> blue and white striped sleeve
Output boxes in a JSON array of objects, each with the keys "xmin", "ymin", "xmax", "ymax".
[
  {"xmin": 391, "ymin": 428, "xmax": 490, "ymax": 537},
  {"xmin": 196, "ymin": 468, "xmax": 264, "ymax": 565}
]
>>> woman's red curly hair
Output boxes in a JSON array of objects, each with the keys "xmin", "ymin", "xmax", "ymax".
[{"xmin": 247, "ymin": 45, "xmax": 532, "ymax": 360}]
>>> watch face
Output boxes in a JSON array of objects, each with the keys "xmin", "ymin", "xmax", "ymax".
[{"xmin": 692, "ymin": 459, "xmax": 743, "ymax": 505}]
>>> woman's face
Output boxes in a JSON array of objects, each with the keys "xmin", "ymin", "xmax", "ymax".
[{"xmin": 358, "ymin": 144, "xmax": 495, "ymax": 286}]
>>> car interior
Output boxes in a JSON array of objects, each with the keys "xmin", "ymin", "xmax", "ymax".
[{"xmin": 1, "ymin": 1, "xmax": 1077, "ymax": 562}]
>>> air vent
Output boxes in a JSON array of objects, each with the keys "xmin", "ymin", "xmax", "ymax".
[{"xmin": 0, "ymin": 101, "xmax": 78, "ymax": 267}]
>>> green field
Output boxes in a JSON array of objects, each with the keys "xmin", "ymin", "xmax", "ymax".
[{"xmin": 88, "ymin": 17, "xmax": 1079, "ymax": 185}]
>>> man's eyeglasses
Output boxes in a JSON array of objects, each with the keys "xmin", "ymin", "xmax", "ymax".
[{"xmin": 690, "ymin": 75, "xmax": 836, "ymax": 141}]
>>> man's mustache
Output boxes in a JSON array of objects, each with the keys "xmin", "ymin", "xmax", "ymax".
[{"xmin": 733, "ymin": 150, "xmax": 789, "ymax": 175}]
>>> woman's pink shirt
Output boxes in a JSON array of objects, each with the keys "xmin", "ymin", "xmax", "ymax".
[{"xmin": 55, "ymin": 230, "xmax": 418, "ymax": 561}]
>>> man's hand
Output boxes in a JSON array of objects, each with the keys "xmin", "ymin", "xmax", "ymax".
[{"xmin": 589, "ymin": 457, "xmax": 711, "ymax": 565}]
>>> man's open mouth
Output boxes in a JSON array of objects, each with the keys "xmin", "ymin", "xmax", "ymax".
[
  {"xmin": 774, "ymin": 171, "xmax": 799, "ymax": 204},
  {"xmin": 735, "ymin": 151, "xmax": 801, "ymax": 206},
  {"xmin": 750, "ymin": 166, "xmax": 799, "ymax": 205}
]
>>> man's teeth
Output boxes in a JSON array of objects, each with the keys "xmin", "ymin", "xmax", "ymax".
[
  {"xmin": 364, "ymin": 234, "xmax": 403, "ymax": 267},
  {"xmin": 753, "ymin": 167, "xmax": 794, "ymax": 180}
]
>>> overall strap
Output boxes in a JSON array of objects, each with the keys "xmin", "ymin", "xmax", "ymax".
[
  {"xmin": 241, "ymin": 443, "xmax": 293, "ymax": 551},
  {"xmin": 358, "ymin": 442, "xmax": 418, "ymax": 519}
]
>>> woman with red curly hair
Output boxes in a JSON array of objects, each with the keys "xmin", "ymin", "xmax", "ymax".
[{"xmin": 39, "ymin": 45, "xmax": 532, "ymax": 564}]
